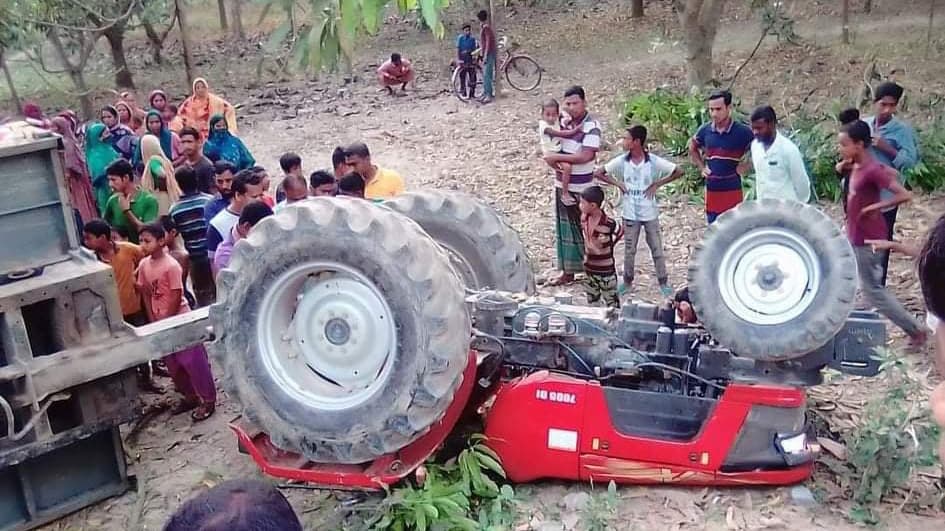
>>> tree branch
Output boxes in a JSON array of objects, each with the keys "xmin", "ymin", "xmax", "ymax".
[
  {"xmin": 727, "ymin": 18, "xmax": 773, "ymax": 91},
  {"xmin": 24, "ymin": 0, "xmax": 138, "ymax": 34}
]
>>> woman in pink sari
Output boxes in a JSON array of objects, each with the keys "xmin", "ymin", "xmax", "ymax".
[
  {"xmin": 178, "ymin": 78, "xmax": 238, "ymax": 141},
  {"xmin": 50, "ymin": 117, "xmax": 98, "ymax": 224}
]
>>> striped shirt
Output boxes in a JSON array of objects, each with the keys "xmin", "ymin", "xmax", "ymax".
[
  {"xmin": 582, "ymin": 214, "xmax": 624, "ymax": 275},
  {"xmin": 558, "ymin": 112, "xmax": 602, "ymax": 192},
  {"xmin": 693, "ymin": 120, "xmax": 753, "ymax": 179},
  {"xmin": 169, "ymin": 192, "xmax": 214, "ymax": 259}
]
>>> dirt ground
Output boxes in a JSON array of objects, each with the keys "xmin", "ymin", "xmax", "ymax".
[{"xmin": 30, "ymin": 0, "xmax": 945, "ymax": 529}]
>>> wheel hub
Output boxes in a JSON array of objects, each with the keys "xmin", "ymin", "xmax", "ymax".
[
  {"xmin": 258, "ymin": 262, "xmax": 397, "ymax": 411},
  {"xmin": 717, "ymin": 228, "xmax": 819, "ymax": 325}
]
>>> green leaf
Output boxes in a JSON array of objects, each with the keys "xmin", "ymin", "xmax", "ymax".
[
  {"xmin": 472, "ymin": 443, "xmax": 501, "ymax": 462},
  {"xmin": 414, "ymin": 505, "xmax": 427, "ymax": 531},
  {"xmin": 475, "ymin": 453, "xmax": 507, "ymax": 479},
  {"xmin": 339, "ymin": 0, "xmax": 359, "ymax": 40},
  {"xmin": 360, "ymin": 0, "xmax": 381, "ymax": 33}
]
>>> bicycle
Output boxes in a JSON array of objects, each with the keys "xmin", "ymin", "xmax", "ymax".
[{"xmin": 451, "ymin": 37, "xmax": 542, "ymax": 102}]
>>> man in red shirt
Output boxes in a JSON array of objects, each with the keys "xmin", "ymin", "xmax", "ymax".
[
  {"xmin": 377, "ymin": 53, "xmax": 414, "ymax": 95},
  {"xmin": 841, "ymin": 119, "xmax": 925, "ymax": 347},
  {"xmin": 477, "ymin": 9, "xmax": 497, "ymax": 104}
]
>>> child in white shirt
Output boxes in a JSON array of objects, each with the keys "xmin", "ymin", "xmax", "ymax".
[{"xmin": 538, "ymin": 99, "xmax": 580, "ymax": 204}]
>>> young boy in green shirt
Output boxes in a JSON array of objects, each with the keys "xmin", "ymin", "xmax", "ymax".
[{"xmin": 103, "ymin": 159, "xmax": 159, "ymax": 244}]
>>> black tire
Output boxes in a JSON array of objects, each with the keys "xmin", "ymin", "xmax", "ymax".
[
  {"xmin": 383, "ymin": 191, "xmax": 536, "ymax": 294},
  {"xmin": 687, "ymin": 199, "xmax": 857, "ymax": 361},
  {"xmin": 504, "ymin": 55, "xmax": 542, "ymax": 91},
  {"xmin": 209, "ymin": 199, "xmax": 471, "ymax": 463},
  {"xmin": 451, "ymin": 64, "xmax": 482, "ymax": 102}
]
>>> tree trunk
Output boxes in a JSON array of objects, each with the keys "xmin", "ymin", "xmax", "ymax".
[
  {"xmin": 103, "ymin": 26, "xmax": 135, "ymax": 89},
  {"xmin": 176, "ymin": 0, "xmax": 195, "ymax": 86},
  {"xmin": 676, "ymin": 0, "xmax": 725, "ymax": 90},
  {"xmin": 928, "ymin": 0, "xmax": 937, "ymax": 57},
  {"xmin": 842, "ymin": 0, "xmax": 851, "ymax": 44},
  {"xmin": 863, "ymin": 0, "xmax": 872, "ymax": 13},
  {"xmin": 48, "ymin": 30, "xmax": 94, "ymax": 118},
  {"xmin": 230, "ymin": 0, "xmax": 245, "ymax": 40},
  {"xmin": 632, "ymin": 0, "xmax": 644, "ymax": 18},
  {"xmin": 217, "ymin": 0, "xmax": 229, "ymax": 31},
  {"xmin": 142, "ymin": 22, "xmax": 164, "ymax": 64},
  {"xmin": 0, "ymin": 50, "xmax": 22, "ymax": 114}
]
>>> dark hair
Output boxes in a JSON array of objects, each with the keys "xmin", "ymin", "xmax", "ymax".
[
  {"xmin": 338, "ymin": 172, "xmax": 366, "ymax": 196},
  {"xmin": 239, "ymin": 200, "xmax": 274, "ymax": 227},
  {"xmin": 160, "ymin": 215, "xmax": 176, "ymax": 234},
  {"xmin": 139, "ymin": 222, "xmax": 166, "ymax": 240},
  {"xmin": 175, "ymin": 166, "xmax": 199, "ymax": 194},
  {"xmin": 112, "ymin": 225, "xmax": 130, "ymax": 240},
  {"xmin": 841, "ymin": 120, "xmax": 873, "ymax": 147},
  {"xmin": 344, "ymin": 142, "xmax": 371, "ymax": 159},
  {"xmin": 541, "ymin": 99, "xmax": 559, "ymax": 112},
  {"xmin": 627, "ymin": 124, "xmax": 647, "ymax": 143},
  {"xmin": 163, "ymin": 479, "xmax": 302, "ymax": 531},
  {"xmin": 179, "ymin": 126, "xmax": 200, "ymax": 142},
  {"xmin": 101, "ymin": 105, "xmax": 118, "ymax": 119},
  {"xmin": 82, "ymin": 218, "xmax": 111, "ymax": 239},
  {"xmin": 214, "ymin": 160, "xmax": 237, "ymax": 175},
  {"xmin": 391, "ymin": 53, "xmax": 402, "ymax": 64},
  {"xmin": 331, "ymin": 146, "xmax": 347, "ymax": 170},
  {"xmin": 279, "ymin": 152, "xmax": 302, "ymax": 173},
  {"xmin": 477, "ymin": 9, "xmax": 489, "ymax": 21},
  {"xmin": 837, "ymin": 108, "xmax": 860, "ymax": 125},
  {"xmin": 919, "ymin": 214, "xmax": 945, "ymax": 320},
  {"xmin": 232, "ymin": 169, "xmax": 263, "ymax": 195},
  {"xmin": 564, "ymin": 86, "xmax": 585, "ymax": 100},
  {"xmin": 674, "ymin": 287, "xmax": 691, "ymax": 304},
  {"xmin": 707, "ymin": 89, "xmax": 733, "ymax": 106},
  {"xmin": 874, "ymin": 81, "xmax": 904, "ymax": 103},
  {"xmin": 462, "ymin": 23, "xmax": 471, "ymax": 30},
  {"xmin": 310, "ymin": 170, "xmax": 335, "ymax": 189},
  {"xmin": 106, "ymin": 159, "xmax": 134, "ymax": 180},
  {"xmin": 282, "ymin": 174, "xmax": 307, "ymax": 192},
  {"xmin": 749, "ymin": 105, "xmax": 777, "ymax": 124},
  {"xmin": 580, "ymin": 185, "xmax": 604, "ymax": 206},
  {"xmin": 167, "ymin": 103, "xmax": 179, "ymax": 113}
]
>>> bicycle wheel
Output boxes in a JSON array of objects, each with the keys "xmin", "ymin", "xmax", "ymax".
[
  {"xmin": 504, "ymin": 55, "xmax": 542, "ymax": 92},
  {"xmin": 451, "ymin": 65, "xmax": 483, "ymax": 102}
]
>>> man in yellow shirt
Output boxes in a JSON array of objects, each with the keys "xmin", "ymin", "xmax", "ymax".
[{"xmin": 344, "ymin": 142, "xmax": 405, "ymax": 199}]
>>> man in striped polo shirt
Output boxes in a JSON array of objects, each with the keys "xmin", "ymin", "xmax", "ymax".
[
  {"xmin": 689, "ymin": 90, "xmax": 753, "ymax": 223},
  {"xmin": 169, "ymin": 167, "xmax": 215, "ymax": 306},
  {"xmin": 543, "ymin": 85, "xmax": 602, "ymax": 285}
]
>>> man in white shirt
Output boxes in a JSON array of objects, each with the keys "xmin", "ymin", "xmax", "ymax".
[
  {"xmin": 595, "ymin": 125, "xmax": 682, "ymax": 297},
  {"xmin": 749, "ymin": 105, "xmax": 811, "ymax": 203}
]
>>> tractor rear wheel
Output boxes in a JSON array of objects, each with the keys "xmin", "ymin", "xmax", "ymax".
[
  {"xmin": 209, "ymin": 199, "xmax": 471, "ymax": 463},
  {"xmin": 688, "ymin": 199, "xmax": 857, "ymax": 361},
  {"xmin": 383, "ymin": 191, "xmax": 535, "ymax": 293}
]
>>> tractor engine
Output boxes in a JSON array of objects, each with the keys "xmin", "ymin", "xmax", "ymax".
[{"xmin": 468, "ymin": 291, "xmax": 886, "ymax": 398}]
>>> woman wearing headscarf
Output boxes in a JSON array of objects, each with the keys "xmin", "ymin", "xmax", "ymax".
[
  {"xmin": 203, "ymin": 114, "xmax": 255, "ymax": 171},
  {"xmin": 100, "ymin": 105, "xmax": 138, "ymax": 161},
  {"xmin": 85, "ymin": 123, "xmax": 122, "ymax": 214},
  {"xmin": 51, "ymin": 117, "xmax": 98, "ymax": 224},
  {"xmin": 115, "ymin": 100, "xmax": 144, "ymax": 135},
  {"xmin": 134, "ymin": 110, "xmax": 184, "ymax": 167},
  {"xmin": 178, "ymin": 78, "xmax": 238, "ymax": 141},
  {"xmin": 23, "ymin": 102, "xmax": 52, "ymax": 129},
  {"xmin": 139, "ymin": 134, "xmax": 182, "ymax": 215},
  {"xmin": 149, "ymin": 89, "xmax": 184, "ymax": 133}
]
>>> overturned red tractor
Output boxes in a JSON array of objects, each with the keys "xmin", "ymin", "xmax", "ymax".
[{"xmin": 210, "ymin": 192, "xmax": 882, "ymax": 489}]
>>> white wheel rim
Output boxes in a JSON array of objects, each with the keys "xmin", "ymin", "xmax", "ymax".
[
  {"xmin": 717, "ymin": 228, "xmax": 820, "ymax": 325},
  {"xmin": 257, "ymin": 262, "xmax": 396, "ymax": 411}
]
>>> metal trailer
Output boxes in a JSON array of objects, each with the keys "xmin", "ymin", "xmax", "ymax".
[{"xmin": 0, "ymin": 129, "xmax": 210, "ymax": 530}]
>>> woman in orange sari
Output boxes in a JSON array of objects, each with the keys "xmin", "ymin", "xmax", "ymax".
[{"xmin": 178, "ymin": 78, "xmax": 238, "ymax": 141}]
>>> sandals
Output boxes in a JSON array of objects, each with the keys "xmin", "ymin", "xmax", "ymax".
[
  {"xmin": 546, "ymin": 273, "xmax": 575, "ymax": 287},
  {"xmin": 191, "ymin": 403, "xmax": 215, "ymax": 422},
  {"xmin": 171, "ymin": 397, "xmax": 199, "ymax": 415}
]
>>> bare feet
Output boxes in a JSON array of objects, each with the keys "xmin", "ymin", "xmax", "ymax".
[{"xmin": 191, "ymin": 402, "xmax": 215, "ymax": 422}]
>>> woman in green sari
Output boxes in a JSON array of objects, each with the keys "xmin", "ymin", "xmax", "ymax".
[{"xmin": 85, "ymin": 123, "xmax": 121, "ymax": 215}]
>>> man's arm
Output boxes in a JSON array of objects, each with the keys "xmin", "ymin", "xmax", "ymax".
[
  {"xmin": 689, "ymin": 136, "xmax": 709, "ymax": 177},
  {"xmin": 593, "ymin": 166, "xmax": 627, "ymax": 193},
  {"xmin": 545, "ymin": 147, "xmax": 596, "ymax": 165},
  {"xmin": 788, "ymin": 144, "xmax": 812, "ymax": 202},
  {"xmin": 864, "ymin": 239, "xmax": 921, "ymax": 256}
]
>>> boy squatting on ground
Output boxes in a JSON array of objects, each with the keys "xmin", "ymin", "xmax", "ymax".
[
  {"xmin": 578, "ymin": 186, "xmax": 624, "ymax": 308},
  {"xmin": 538, "ymin": 99, "xmax": 583, "ymax": 203},
  {"xmin": 595, "ymin": 125, "xmax": 683, "ymax": 297}
]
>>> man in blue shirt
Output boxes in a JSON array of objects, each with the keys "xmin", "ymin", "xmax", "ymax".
[
  {"xmin": 864, "ymin": 81, "xmax": 919, "ymax": 285},
  {"xmin": 456, "ymin": 24, "xmax": 478, "ymax": 99}
]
